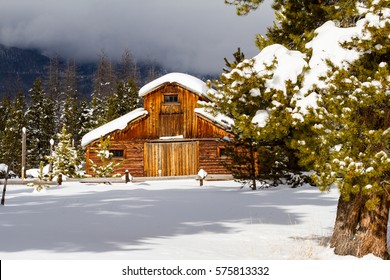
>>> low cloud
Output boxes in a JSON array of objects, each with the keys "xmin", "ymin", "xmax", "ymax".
[{"xmin": 0, "ymin": 0, "xmax": 274, "ymax": 75}]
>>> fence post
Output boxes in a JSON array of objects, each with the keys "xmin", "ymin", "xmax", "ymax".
[
  {"xmin": 125, "ymin": 170, "xmax": 130, "ymax": 183},
  {"xmin": 57, "ymin": 174, "xmax": 63, "ymax": 185},
  {"xmin": 197, "ymin": 169, "xmax": 208, "ymax": 187},
  {"xmin": 1, "ymin": 165, "xmax": 8, "ymax": 205},
  {"xmin": 21, "ymin": 127, "xmax": 26, "ymax": 181}
]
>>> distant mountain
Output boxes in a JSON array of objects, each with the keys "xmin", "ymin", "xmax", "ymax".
[
  {"xmin": 0, "ymin": 44, "xmax": 167, "ymax": 99},
  {"xmin": 0, "ymin": 44, "xmax": 49, "ymax": 96}
]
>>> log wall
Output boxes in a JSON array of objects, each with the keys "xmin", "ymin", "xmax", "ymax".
[
  {"xmin": 199, "ymin": 139, "xmax": 231, "ymax": 175},
  {"xmin": 86, "ymin": 140, "xmax": 145, "ymax": 177}
]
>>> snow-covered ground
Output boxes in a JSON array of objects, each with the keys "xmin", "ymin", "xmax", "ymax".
[{"xmin": 0, "ymin": 179, "xmax": 385, "ymax": 260}]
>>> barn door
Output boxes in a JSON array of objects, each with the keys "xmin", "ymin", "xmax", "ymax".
[{"xmin": 144, "ymin": 141, "xmax": 199, "ymax": 176}]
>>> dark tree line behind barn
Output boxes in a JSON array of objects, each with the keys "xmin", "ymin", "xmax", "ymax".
[{"xmin": 0, "ymin": 49, "xmax": 157, "ymax": 176}]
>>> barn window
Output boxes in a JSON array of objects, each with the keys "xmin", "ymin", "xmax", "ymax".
[
  {"xmin": 164, "ymin": 94, "xmax": 179, "ymax": 103},
  {"xmin": 218, "ymin": 147, "xmax": 228, "ymax": 157},
  {"xmin": 110, "ymin": 149, "xmax": 124, "ymax": 158}
]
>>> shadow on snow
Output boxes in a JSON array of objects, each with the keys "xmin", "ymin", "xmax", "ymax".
[{"xmin": 0, "ymin": 182, "xmax": 337, "ymax": 255}]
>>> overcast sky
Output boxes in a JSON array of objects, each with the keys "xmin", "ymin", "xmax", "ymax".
[{"xmin": 0, "ymin": 0, "xmax": 275, "ymax": 75}]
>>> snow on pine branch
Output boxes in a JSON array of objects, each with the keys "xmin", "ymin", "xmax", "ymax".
[{"xmin": 219, "ymin": 3, "xmax": 388, "ymax": 126}]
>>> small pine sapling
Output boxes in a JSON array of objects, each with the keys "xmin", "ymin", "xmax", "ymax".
[
  {"xmin": 89, "ymin": 136, "xmax": 122, "ymax": 177},
  {"xmin": 27, "ymin": 161, "xmax": 50, "ymax": 192}
]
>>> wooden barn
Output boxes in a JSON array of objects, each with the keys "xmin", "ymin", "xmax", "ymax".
[{"xmin": 81, "ymin": 72, "xmax": 232, "ymax": 177}]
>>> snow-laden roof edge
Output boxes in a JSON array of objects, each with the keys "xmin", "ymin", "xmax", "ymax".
[
  {"xmin": 81, "ymin": 108, "xmax": 148, "ymax": 147},
  {"xmin": 195, "ymin": 108, "xmax": 234, "ymax": 129},
  {"xmin": 139, "ymin": 72, "xmax": 212, "ymax": 98}
]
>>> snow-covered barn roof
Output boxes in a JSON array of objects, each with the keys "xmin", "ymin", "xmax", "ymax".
[
  {"xmin": 81, "ymin": 108, "xmax": 148, "ymax": 147},
  {"xmin": 194, "ymin": 108, "xmax": 233, "ymax": 129},
  {"xmin": 139, "ymin": 72, "xmax": 212, "ymax": 98},
  {"xmin": 81, "ymin": 73, "xmax": 229, "ymax": 147}
]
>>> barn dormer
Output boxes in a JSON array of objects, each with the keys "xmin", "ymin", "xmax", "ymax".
[{"xmin": 138, "ymin": 72, "xmax": 211, "ymax": 138}]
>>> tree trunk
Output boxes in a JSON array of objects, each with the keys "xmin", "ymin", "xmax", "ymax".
[
  {"xmin": 250, "ymin": 142, "xmax": 257, "ymax": 191},
  {"xmin": 330, "ymin": 192, "xmax": 390, "ymax": 259}
]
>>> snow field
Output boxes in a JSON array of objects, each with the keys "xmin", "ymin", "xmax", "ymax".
[{"xmin": 1, "ymin": 179, "xmax": 383, "ymax": 260}]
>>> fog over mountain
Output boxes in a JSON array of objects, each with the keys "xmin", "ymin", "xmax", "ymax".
[
  {"xmin": 0, "ymin": 44, "xmax": 167, "ymax": 98},
  {"xmin": 0, "ymin": 0, "xmax": 274, "ymax": 75}
]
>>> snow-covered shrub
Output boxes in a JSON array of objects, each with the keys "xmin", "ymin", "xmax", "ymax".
[
  {"xmin": 0, "ymin": 164, "xmax": 16, "ymax": 179},
  {"xmin": 285, "ymin": 172, "xmax": 315, "ymax": 188},
  {"xmin": 0, "ymin": 163, "xmax": 8, "ymax": 179}
]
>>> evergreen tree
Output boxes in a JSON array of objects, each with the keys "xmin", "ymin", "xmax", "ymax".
[
  {"xmin": 105, "ymin": 49, "xmax": 140, "ymax": 123},
  {"xmin": 124, "ymin": 78, "xmax": 140, "ymax": 112},
  {"xmin": 294, "ymin": 0, "xmax": 390, "ymax": 259},
  {"xmin": 206, "ymin": 46, "xmax": 304, "ymax": 189},
  {"xmin": 77, "ymin": 98, "xmax": 94, "ymax": 140},
  {"xmin": 42, "ymin": 86, "xmax": 55, "ymax": 148},
  {"xmin": 76, "ymin": 98, "xmax": 94, "ymax": 162},
  {"xmin": 63, "ymin": 95, "xmax": 78, "ymax": 140},
  {"xmin": 27, "ymin": 161, "xmax": 50, "ymax": 192},
  {"xmin": 26, "ymin": 79, "xmax": 45, "ymax": 168},
  {"xmin": 46, "ymin": 125, "xmax": 79, "ymax": 178},
  {"xmin": 105, "ymin": 78, "xmax": 139, "ymax": 122},
  {"xmin": 265, "ymin": 0, "xmax": 360, "ymax": 50},
  {"xmin": 0, "ymin": 91, "xmax": 26, "ymax": 175},
  {"xmin": 227, "ymin": 0, "xmax": 362, "ymax": 50},
  {"xmin": 0, "ymin": 95, "xmax": 12, "ymax": 163},
  {"xmin": 223, "ymin": 47, "xmax": 245, "ymax": 73},
  {"xmin": 88, "ymin": 136, "xmax": 121, "ymax": 177},
  {"xmin": 223, "ymin": 0, "xmax": 390, "ymax": 259},
  {"xmin": 105, "ymin": 92, "xmax": 119, "ymax": 122},
  {"xmin": 0, "ymin": 95, "xmax": 11, "ymax": 135},
  {"xmin": 26, "ymin": 79, "xmax": 55, "ymax": 168}
]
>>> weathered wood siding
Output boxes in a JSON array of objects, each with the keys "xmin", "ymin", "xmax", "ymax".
[
  {"xmin": 110, "ymin": 116, "xmax": 148, "ymax": 140},
  {"xmin": 199, "ymin": 139, "xmax": 231, "ymax": 174},
  {"xmin": 86, "ymin": 140, "xmax": 145, "ymax": 177},
  {"xmin": 195, "ymin": 115, "xmax": 230, "ymax": 138},
  {"xmin": 143, "ymin": 84, "xmax": 205, "ymax": 138},
  {"xmin": 144, "ymin": 141, "xmax": 199, "ymax": 176},
  {"xmin": 159, "ymin": 114, "xmax": 184, "ymax": 137}
]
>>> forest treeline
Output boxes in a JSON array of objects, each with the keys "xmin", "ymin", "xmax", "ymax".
[{"xmin": 0, "ymin": 49, "xmax": 161, "ymax": 174}]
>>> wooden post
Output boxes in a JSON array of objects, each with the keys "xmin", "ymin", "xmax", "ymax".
[
  {"xmin": 125, "ymin": 170, "xmax": 130, "ymax": 183},
  {"xmin": 49, "ymin": 139, "xmax": 54, "ymax": 180},
  {"xmin": 197, "ymin": 169, "xmax": 208, "ymax": 187},
  {"xmin": 57, "ymin": 174, "xmax": 62, "ymax": 185},
  {"xmin": 21, "ymin": 127, "xmax": 26, "ymax": 181},
  {"xmin": 1, "ymin": 165, "xmax": 8, "ymax": 205}
]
